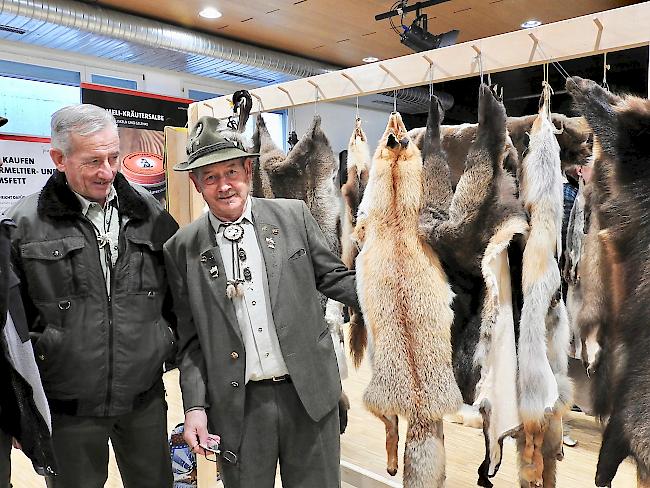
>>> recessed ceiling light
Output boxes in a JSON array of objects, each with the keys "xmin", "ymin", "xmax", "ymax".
[
  {"xmin": 362, "ymin": 56, "xmax": 379, "ymax": 63},
  {"xmin": 521, "ymin": 19, "xmax": 542, "ymax": 29},
  {"xmin": 199, "ymin": 7, "xmax": 222, "ymax": 19}
]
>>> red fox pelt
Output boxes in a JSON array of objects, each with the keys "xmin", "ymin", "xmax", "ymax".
[{"xmin": 354, "ymin": 111, "xmax": 462, "ymax": 487}]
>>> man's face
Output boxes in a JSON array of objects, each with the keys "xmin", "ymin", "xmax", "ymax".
[
  {"xmin": 50, "ymin": 126, "xmax": 120, "ymax": 205},
  {"xmin": 189, "ymin": 158, "xmax": 253, "ymax": 222}
]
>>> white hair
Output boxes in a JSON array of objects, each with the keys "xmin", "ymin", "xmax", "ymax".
[{"xmin": 50, "ymin": 104, "xmax": 117, "ymax": 155}]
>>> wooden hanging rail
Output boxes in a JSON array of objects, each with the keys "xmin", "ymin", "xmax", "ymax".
[{"xmin": 188, "ymin": 2, "xmax": 650, "ymax": 125}]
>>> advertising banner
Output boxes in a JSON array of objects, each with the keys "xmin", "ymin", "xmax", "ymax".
[
  {"xmin": 0, "ymin": 135, "xmax": 52, "ymax": 215},
  {"xmin": 81, "ymin": 83, "xmax": 191, "ymax": 208}
]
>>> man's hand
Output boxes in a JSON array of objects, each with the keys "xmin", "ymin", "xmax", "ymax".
[{"xmin": 184, "ymin": 409, "xmax": 210, "ymax": 456}]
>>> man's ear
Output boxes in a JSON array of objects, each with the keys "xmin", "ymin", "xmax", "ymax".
[
  {"xmin": 243, "ymin": 157, "xmax": 253, "ymax": 180},
  {"xmin": 50, "ymin": 148, "xmax": 65, "ymax": 172},
  {"xmin": 188, "ymin": 172, "xmax": 202, "ymax": 193}
]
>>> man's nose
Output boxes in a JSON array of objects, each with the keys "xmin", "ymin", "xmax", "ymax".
[
  {"xmin": 217, "ymin": 180, "xmax": 231, "ymax": 192},
  {"xmin": 97, "ymin": 159, "xmax": 113, "ymax": 179}
]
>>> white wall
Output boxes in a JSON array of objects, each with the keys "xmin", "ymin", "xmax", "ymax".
[
  {"xmin": 293, "ymin": 101, "xmax": 389, "ymax": 155},
  {"xmin": 0, "ymin": 38, "xmax": 390, "ymax": 154}
]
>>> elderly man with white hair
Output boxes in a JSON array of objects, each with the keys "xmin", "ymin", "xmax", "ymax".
[{"xmin": 5, "ymin": 104, "xmax": 178, "ymax": 488}]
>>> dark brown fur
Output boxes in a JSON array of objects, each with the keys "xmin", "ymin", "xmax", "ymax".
[{"xmin": 566, "ymin": 76, "xmax": 650, "ymax": 487}]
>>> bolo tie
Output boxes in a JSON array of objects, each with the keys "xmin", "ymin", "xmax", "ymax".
[
  {"xmin": 90, "ymin": 202, "xmax": 117, "ymax": 292},
  {"xmin": 222, "ymin": 223, "xmax": 252, "ymax": 299}
]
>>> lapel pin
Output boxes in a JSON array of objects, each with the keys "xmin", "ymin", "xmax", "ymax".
[
  {"xmin": 272, "ymin": 228, "xmax": 279, "ymax": 235},
  {"xmin": 262, "ymin": 225, "xmax": 268, "ymax": 232},
  {"xmin": 265, "ymin": 237, "xmax": 276, "ymax": 249},
  {"xmin": 209, "ymin": 266, "xmax": 219, "ymax": 278}
]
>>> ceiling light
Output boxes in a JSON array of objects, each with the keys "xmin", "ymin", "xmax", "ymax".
[
  {"xmin": 363, "ymin": 56, "xmax": 379, "ymax": 63},
  {"xmin": 521, "ymin": 19, "xmax": 542, "ymax": 29},
  {"xmin": 199, "ymin": 7, "xmax": 222, "ymax": 19}
]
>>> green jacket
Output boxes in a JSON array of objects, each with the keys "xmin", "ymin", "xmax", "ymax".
[
  {"xmin": 6, "ymin": 171, "xmax": 178, "ymax": 417},
  {"xmin": 163, "ymin": 198, "xmax": 357, "ymax": 462}
]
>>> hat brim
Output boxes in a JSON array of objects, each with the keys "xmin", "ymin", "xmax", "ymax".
[{"xmin": 173, "ymin": 147, "xmax": 259, "ymax": 172}]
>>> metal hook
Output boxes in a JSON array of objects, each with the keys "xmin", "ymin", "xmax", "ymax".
[
  {"xmin": 356, "ymin": 96, "xmax": 360, "ymax": 120},
  {"xmin": 422, "ymin": 54, "xmax": 435, "ymax": 99},
  {"xmin": 307, "ymin": 80, "xmax": 319, "ymax": 115},
  {"xmin": 602, "ymin": 52, "xmax": 610, "ymax": 91},
  {"xmin": 393, "ymin": 90, "xmax": 397, "ymax": 113}
]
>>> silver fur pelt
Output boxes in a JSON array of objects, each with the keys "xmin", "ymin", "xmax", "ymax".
[
  {"xmin": 251, "ymin": 115, "xmax": 279, "ymax": 199},
  {"xmin": 517, "ymin": 103, "xmax": 572, "ymax": 488}
]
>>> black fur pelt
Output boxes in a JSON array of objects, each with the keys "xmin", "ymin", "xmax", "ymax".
[{"xmin": 566, "ymin": 76, "xmax": 650, "ymax": 487}]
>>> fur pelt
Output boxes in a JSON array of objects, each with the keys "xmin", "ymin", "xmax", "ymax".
[
  {"xmin": 265, "ymin": 115, "xmax": 340, "ymax": 256},
  {"xmin": 355, "ymin": 111, "xmax": 462, "ymax": 487},
  {"xmin": 342, "ymin": 119, "xmax": 371, "ymax": 368},
  {"xmin": 566, "ymin": 76, "xmax": 650, "ymax": 487},
  {"xmin": 251, "ymin": 115, "xmax": 279, "ymax": 199},
  {"xmin": 417, "ymin": 86, "xmax": 528, "ymax": 487},
  {"xmin": 517, "ymin": 103, "xmax": 572, "ymax": 488},
  {"xmin": 564, "ymin": 177, "xmax": 588, "ymax": 360},
  {"xmin": 409, "ymin": 114, "xmax": 591, "ymax": 187}
]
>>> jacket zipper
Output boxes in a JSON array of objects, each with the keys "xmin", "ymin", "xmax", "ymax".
[
  {"xmin": 139, "ymin": 249, "xmax": 144, "ymax": 291},
  {"xmin": 83, "ymin": 215, "xmax": 119, "ymax": 417},
  {"xmin": 104, "ymin": 223, "xmax": 125, "ymax": 416}
]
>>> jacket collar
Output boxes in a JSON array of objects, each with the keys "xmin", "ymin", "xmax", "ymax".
[{"xmin": 37, "ymin": 171, "xmax": 149, "ymax": 222}]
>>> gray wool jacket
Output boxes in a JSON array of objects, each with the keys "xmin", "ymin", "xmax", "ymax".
[{"xmin": 163, "ymin": 197, "xmax": 357, "ymax": 462}]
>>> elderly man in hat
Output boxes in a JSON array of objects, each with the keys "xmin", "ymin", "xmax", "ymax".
[{"xmin": 164, "ymin": 116, "xmax": 357, "ymax": 488}]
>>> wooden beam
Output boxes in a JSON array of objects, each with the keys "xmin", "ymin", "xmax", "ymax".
[{"xmin": 189, "ymin": 2, "xmax": 650, "ymax": 122}]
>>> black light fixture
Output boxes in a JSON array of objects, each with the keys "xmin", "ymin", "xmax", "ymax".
[
  {"xmin": 0, "ymin": 116, "xmax": 7, "ymax": 128},
  {"xmin": 400, "ymin": 15, "xmax": 458, "ymax": 52},
  {"xmin": 376, "ymin": 1, "xmax": 459, "ymax": 53}
]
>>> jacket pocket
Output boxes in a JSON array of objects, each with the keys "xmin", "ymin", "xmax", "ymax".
[
  {"xmin": 34, "ymin": 324, "xmax": 67, "ymax": 380},
  {"xmin": 20, "ymin": 237, "xmax": 86, "ymax": 301},
  {"xmin": 288, "ymin": 248, "xmax": 306, "ymax": 261},
  {"xmin": 127, "ymin": 238, "xmax": 165, "ymax": 293}
]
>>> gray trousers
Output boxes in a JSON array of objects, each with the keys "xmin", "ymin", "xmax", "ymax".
[
  {"xmin": 46, "ymin": 392, "xmax": 172, "ymax": 488},
  {"xmin": 219, "ymin": 380, "xmax": 340, "ymax": 488}
]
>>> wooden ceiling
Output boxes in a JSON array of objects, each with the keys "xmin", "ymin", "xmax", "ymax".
[{"xmin": 88, "ymin": 0, "xmax": 641, "ymax": 68}]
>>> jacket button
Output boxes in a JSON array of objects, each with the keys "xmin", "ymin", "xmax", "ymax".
[
  {"xmin": 38, "ymin": 354, "xmax": 45, "ymax": 361},
  {"xmin": 230, "ymin": 351, "xmax": 239, "ymax": 359},
  {"xmin": 52, "ymin": 250, "xmax": 60, "ymax": 257},
  {"xmin": 231, "ymin": 381, "xmax": 239, "ymax": 388}
]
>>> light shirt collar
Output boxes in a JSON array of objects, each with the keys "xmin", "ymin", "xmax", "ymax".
[
  {"xmin": 209, "ymin": 196, "xmax": 253, "ymax": 230},
  {"xmin": 72, "ymin": 185, "xmax": 118, "ymax": 215}
]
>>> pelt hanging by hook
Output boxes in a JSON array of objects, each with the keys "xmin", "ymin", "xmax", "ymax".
[{"xmin": 231, "ymin": 90, "xmax": 253, "ymax": 132}]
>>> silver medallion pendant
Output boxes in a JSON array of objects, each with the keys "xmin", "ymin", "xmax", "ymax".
[
  {"xmin": 223, "ymin": 223, "xmax": 244, "ymax": 242},
  {"xmin": 243, "ymin": 267, "xmax": 252, "ymax": 281}
]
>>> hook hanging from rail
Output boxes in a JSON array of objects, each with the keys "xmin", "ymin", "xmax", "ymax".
[{"xmin": 602, "ymin": 52, "xmax": 610, "ymax": 91}]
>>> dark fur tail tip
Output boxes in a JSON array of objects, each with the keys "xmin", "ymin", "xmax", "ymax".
[
  {"xmin": 477, "ymin": 459, "xmax": 494, "ymax": 488},
  {"xmin": 387, "ymin": 467, "xmax": 397, "ymax": 476}
]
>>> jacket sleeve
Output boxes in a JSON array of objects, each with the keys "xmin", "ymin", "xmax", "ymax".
[
  {"xmin": 6, "ymin": 223, "xmax": 40, "ymax": 333},
  {"xmin": 300, "ymin": 202, "xmax": 358, "ymax": 309},
  {"xmin": 163, "ymin": 241, "xmax": 209, "ymax": 411}
]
